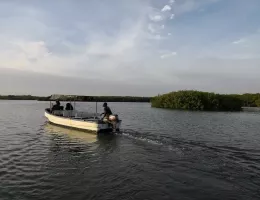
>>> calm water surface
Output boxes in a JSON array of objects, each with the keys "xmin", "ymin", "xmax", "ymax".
[{"xmin": 0, "ymin": 101, "xmax": 260, "ymax": 200}]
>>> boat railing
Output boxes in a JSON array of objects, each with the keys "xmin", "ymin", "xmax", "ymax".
[
  {"xmin": 50, "ymin": 109, "xmax": 99, "ymax": 119},
  {"xmin": 52, "ymin": 110, "xmax": 64, "ymax": 116},
  {"xmin": 75, "ymin": 111, "xmax": 99, "ymax": 118},
  {"xmin": 63, "ymin": 110, "xmax": 77, "ymax": 117}
]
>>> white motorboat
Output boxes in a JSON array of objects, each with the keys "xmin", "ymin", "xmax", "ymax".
[{"xmin": 44, "ymin": 94, "xmax": 122, "ymax": 133}]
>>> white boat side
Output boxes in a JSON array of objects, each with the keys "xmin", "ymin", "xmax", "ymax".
[{"xmin": 44, "ymin": 109, "xmax": 121, "ymax": 133}]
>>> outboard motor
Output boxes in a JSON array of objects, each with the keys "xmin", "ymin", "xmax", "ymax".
[{"xmin": 108, "ymin": 114, "xmax": 119, "ymax": 122}]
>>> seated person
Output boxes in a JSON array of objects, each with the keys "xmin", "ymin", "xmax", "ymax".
[
  {"xmin": 51, "ymin": 101, "xmax": 63, "ymax": 113},
  {"xmin": 65, "ymin": 103, "xmax": 74, "ymax": 110}
]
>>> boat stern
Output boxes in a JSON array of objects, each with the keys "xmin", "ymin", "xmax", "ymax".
[{"xmin": 97, "ymin": 119, "xmax": 122, "ymax": 133}]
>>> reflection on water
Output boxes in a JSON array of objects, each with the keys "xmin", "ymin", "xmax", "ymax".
[
  {"xmin": 44, "ymin": 123, "xmax": 98, "ymax": 144},
  {"xmin": 45, "ymin": 122, "xmax": 120, "ymax": 155}
]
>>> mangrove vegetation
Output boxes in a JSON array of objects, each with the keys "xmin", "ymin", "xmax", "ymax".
[{"xmin": 151, "ymin": 90, "xmax": 260, "ymax": 111}]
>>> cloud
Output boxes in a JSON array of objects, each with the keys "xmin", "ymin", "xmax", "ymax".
[
  {"xmin": 0, "ymin": 39, "xmax": 54, "ymax": 71},
  {"xmin": 12, "ymin": 40, "xmax": 51, "ymax": 59},
  {"xmin": 166, "ymin": 57, "xmax": 260, "ymax": 94},
  {"xmin": 0, "ymin": 68, "xmax": 171, "ymax": 96},
  {"xmin": 160, "ymin": 52, "xmax": 177, "ymax": 59},
  {"xmin": 147, "ymin": 2, "xmax": 176, "ymax": 40},
  {"xmin": 148, "ymin": 23, "xmax": 164, "ymax": 33},
  {"xmin": 232, "ymin": 38, "xmax": 246, "ymax": 44},
  {"xmin": 161, "ymin": 5, "xmax": 172, "ymax": 12},
  {"xmin": 172, "ymin": 0, "xmax": 221, "ymax": 16},
  {"xmin": 169, "ymin": 0, "xmax": 175, "ymax": 5},
  {"xmin": 150, "ymin": 34, "xmax": 163, "ymax": 40},
  {"xmin": 148, "ymin": 24, "xmax": 156, "ymax": 33},
  {"xmin": 149, "ymin": 14, "xmax": 163, "ymax": 22},
  {"xmin": 0, "ymin": 0, "xmax": 260, "ymax": 96},
  {"xmin": 0, "ymin": 1, "xmax": 156, "ymax": 79}
]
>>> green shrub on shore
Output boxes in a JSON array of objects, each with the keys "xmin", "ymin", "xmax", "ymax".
[
  {"xmin": 151, "ymin": 90, "xmax": 243, "ymax": 111},
  {"xmin": 237, "ymin": 93, "xmax": 260, "ymax": 107}
]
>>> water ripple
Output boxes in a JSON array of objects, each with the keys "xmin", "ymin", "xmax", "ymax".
[{"xmin": 0, "ymin": 101, "xmax": 259, "ymax": 200}]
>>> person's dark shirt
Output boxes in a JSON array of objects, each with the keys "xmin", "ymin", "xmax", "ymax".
[
  {"xmin": 52, "ymin": 103, "xmax": 62, "ymax": 111},
  {"xmin": 104, "ymin": 106, "xmax": 112, "ymax": 116},
  {"xmin": 66, "ymin": 104, "xmax": 73, "ymax": 110},
  {"xmin": 52, "ymin": 104, "xmax": 59, "ymax": 111}
]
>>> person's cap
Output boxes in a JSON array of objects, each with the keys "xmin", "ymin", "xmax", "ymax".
[{"xmin": 103, "ymin": 102, "xmax": 107, "ymax": 107}]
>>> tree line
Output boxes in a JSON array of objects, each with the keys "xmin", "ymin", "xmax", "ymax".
[
  {"xmin": 233, "ymin": 93, "xmax": 260, "ymax": 107},
  {"xmin": 0, "ymin": 95, "xmax": 151, "ymax": 102},
  {"xmin": 1, "ymin": 92, "xmax": 260, "ymax": 109},
  {"xmin": 0, "ymin": 95, "xmax": 44, "ymax": 100},
  {"xmin": 151, "ymin": 90, "xmax": 260, "ymax": 111},
  {"xmin": 49, "ymin": 95, "xmax": 151, "ymax": 102}
]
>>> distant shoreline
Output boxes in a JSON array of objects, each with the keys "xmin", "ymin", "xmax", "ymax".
[{"xmin": 0, "ymin": 95, "xmax": 151, "ymax": 102}]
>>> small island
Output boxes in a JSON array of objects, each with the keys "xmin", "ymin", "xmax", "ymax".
[{"xmin": 151, "ymin": 90, "xmax": 260, "ymax": 111}]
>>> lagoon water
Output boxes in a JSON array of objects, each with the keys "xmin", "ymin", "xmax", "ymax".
[{"xmin": 0, "ymin": 101, "xmax": 260, "ymax": 200}]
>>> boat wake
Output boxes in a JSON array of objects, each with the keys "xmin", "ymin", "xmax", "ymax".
[
  {"xmin": 117, "ymin": 129, "xmax": 190, "ymax": 156},
  {"xmin": 118, "ymin": 129, "xmax": 260, "ymax": 168},
  {"xmin": 117, "ymin": 129, "xmax": 163, "ymax": 145}
]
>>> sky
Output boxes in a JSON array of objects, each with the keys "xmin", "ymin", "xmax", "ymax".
[{"xmin": 0, "ymin": 0, "xmax": 259, "ymax": 96}]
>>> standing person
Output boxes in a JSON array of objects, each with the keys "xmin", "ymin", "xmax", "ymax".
[{"xmin": 100, "ymin": 102, "xmax": 112, "ymax": 121}]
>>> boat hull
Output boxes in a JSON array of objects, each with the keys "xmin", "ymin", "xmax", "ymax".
[{"xmin": 44, "ymin": 109, "xmax": 121, "ymax": 133}]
